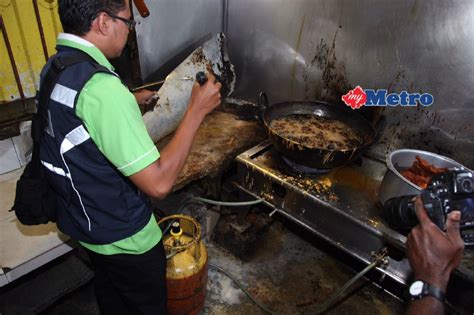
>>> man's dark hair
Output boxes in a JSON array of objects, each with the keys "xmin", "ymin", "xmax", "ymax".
[{"xmin": 59, "ymin": 0, "xmax": 127, "ymax": 36}]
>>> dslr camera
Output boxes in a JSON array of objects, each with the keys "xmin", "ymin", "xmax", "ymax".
[{"xmin": 382, "ymin": 168, "xmax": 474, "ymax": 245}]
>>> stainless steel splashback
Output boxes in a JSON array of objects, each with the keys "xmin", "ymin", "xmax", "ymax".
[
  {"xmin": 226, "ymin": 0, "xmax": 474, "ymax": 168},
  {"xmin": 133, "ymin": 0, "xmax": 224, "ymax": 80}
]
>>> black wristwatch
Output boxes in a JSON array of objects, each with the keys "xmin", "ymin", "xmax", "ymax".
[{"xmin": 408, "ymin": 280, "xmax": 445, "ymax": 303}]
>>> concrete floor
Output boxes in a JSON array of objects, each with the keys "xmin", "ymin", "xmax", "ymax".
[
  {"xmin": 0, "ymin": 179, "xmax": 407, "ymax": 315},
  {"xmin": 202, "ymin": 220, "xmax": 404, "ymax": 315},
  {"xmin": 1, "ymin": 217, "xmax": 405, "ymax": 315},
  {"xmin": 1, "ymin": 164, "xmax": 472, "ymax": 314}
]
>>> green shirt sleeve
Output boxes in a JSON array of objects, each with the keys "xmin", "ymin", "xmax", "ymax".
[{"xmin": 76, "ymin": 72, "xmax": 159, "ymax": 176}]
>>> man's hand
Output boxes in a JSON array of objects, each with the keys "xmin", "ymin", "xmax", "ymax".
[
  {"xmin": 406, "ymin": 197, "xmax": 464, "ymax": 291},
  {"xmin": 187, "ymin": 72, "xmax": 222, "ymax": 119},
  {"xmin": 129, "ymin": 73, "xmax": 221, "ymax": 199},
  {"xmin": 133, "ymin": 89, "xmax": 157, "ymax": 106}
]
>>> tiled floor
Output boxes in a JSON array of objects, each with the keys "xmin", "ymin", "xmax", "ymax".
[{"xmin": 0, "ymin": 168, "xmax": 73, "ymax": 288}]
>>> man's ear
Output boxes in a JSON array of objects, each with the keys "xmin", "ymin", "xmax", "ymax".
[{"xmin": 94, "ymin": 12, "xmax": 111, "ymax": 35}]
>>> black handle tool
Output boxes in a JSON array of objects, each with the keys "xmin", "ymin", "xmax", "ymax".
[{"xmin": 195, "ymin": 71, "xmax": 208, "ymax": 86}]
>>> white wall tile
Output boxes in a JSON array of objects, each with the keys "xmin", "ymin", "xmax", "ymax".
[
  {"xmin": 12, "ymin": 121, "xmax": 33, "ymax": 166},
  {"xmin": 0, "ymin": 139, "xmax": 21, "ymax": 174}
]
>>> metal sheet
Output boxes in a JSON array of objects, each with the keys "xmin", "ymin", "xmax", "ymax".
[
  {"xmin": 235, "ymin": 141, "xmax": 474, "ymax": 285},
  {"xmin": 133, "ymin": 0, "xmax": 224, "ymax": 79},
  {"xmin": 226, "ymin": 0, "xmax": 474, "ymax": 168},
  {"xmin": 143, "ymin": 33, "xmax": 236, "ymax": 142}
]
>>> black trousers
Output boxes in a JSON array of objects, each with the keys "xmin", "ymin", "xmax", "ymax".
[{"xmin": 84, "ymin": 241, "xmax": 167, "ymax": 315}]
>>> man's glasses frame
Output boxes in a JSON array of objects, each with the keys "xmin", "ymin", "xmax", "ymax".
[{"xmin": 107, "ymin": 13, "xmax": 136, "ymax": 31}]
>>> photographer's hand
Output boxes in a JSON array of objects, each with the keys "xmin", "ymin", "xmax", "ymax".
[{"xmin": 406, "ymin": 197, "xmax": 464, "ymax": 315}]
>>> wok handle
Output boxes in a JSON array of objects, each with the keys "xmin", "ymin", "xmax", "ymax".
[
  {"xmin": 257, "ymin": 91, "xmax": 269, "ymax": 119},
  {"xmin": 257, "ymin": 91, "xmax": 268, "ymax": 108}
]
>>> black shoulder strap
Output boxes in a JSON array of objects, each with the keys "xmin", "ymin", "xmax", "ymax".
[
  {"xmin": 33, "ymin": 52, "xmax": 108, "ymax": 142},
  {"xmin": 30, "ymin": 52, "xmax": 110, "ymax": 176}
]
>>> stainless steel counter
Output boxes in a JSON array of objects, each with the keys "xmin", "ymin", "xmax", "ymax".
[{"xmin": 234, "ymin": 141, "xmax": 474, "ymax": 286}]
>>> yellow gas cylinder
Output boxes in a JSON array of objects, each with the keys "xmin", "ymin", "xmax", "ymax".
[{"xmin": 159, "ymin": 215, "xmax": 208, "ymax": 315}]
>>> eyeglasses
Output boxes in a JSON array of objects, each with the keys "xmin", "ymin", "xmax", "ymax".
[{"xmin": 107, "ymin": 13, "xmax": 136, "ymax": 31}]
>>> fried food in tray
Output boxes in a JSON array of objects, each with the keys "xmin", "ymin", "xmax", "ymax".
[{"xmin": 401, "ymin": 155, "xmax": 448, "ymax": 189}]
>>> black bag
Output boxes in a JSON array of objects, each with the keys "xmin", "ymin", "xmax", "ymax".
[
  {"xmin": 12, "ymin": 159, "xmax": 57, "ymax": 225},
  {"xmin": 11, "ymin": 52, "xmax": 100, "ymax": 225}
]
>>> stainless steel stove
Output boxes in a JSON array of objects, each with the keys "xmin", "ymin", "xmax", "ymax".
[{"xmin": 234, "ymin": 141, "xmax": 474, "ymax": 285}]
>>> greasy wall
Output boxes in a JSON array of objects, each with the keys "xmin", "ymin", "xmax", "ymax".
[
  {"xmin": 225, "ymin": 0, "xmax": 474, "ymax": 168},
  {"xmin": 132, "ymin": 0, "xmax": 224, "ymax": 80}
]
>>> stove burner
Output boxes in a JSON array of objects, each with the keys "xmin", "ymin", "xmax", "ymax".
[
  {"xmin": 235, "ymin": 141, "xmax": 474, "ymax": 286},
  {"xmin": 281, "ymin": 156, "xmax": 332, "ymax": 175}
]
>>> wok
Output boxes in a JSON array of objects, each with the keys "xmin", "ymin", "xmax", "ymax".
[{"xmin": 258, "ymin": 92, "xmax": 380, "ymax": 170}]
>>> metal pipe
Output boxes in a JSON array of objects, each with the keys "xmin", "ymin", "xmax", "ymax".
[
  {"xmin": 0, "ymin": 15, "xmax": 27, "ymax": 109},
  {"xmin": 314, "ymin": 260, "xmax": 380, "ymax": 314},
  {"xmin": 131, "ymin": 76, "xmax": 194, "ymax": 92},
  {"xmin": 32, "ymin": 0, "xmax": 49, "ymax": 62},
  {"xmin": 314, "ymin": 248, "xmax": 389, "ymax": 313},
  {"xmin": 269, "ymin": 208, "xmax": 281, "ymax": 217},
  {"xmin": 222, "ymin": 0, "xmax": 229, "ymax": 36},
  {"xmin": 131, "ymin": 80, "xmax": 166, "ymax": 92}
]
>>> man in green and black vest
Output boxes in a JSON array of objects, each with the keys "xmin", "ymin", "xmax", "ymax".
[{"xmin": 38, "ymin": 0, "xmax": 221, "ymax": 313}]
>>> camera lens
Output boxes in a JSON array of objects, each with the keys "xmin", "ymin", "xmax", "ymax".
[
  {"xmin": 461, "ymin": 178, "xmax": 473, "ymax": 193},
  {"xmin": 382, "ymin": 195, "xmax": 419, "ymax": 230}
]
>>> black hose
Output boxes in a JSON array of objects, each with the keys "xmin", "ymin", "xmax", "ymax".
[{"xmin": 208, "ymin": 262, "xmax": 277, "ymax": 315}]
